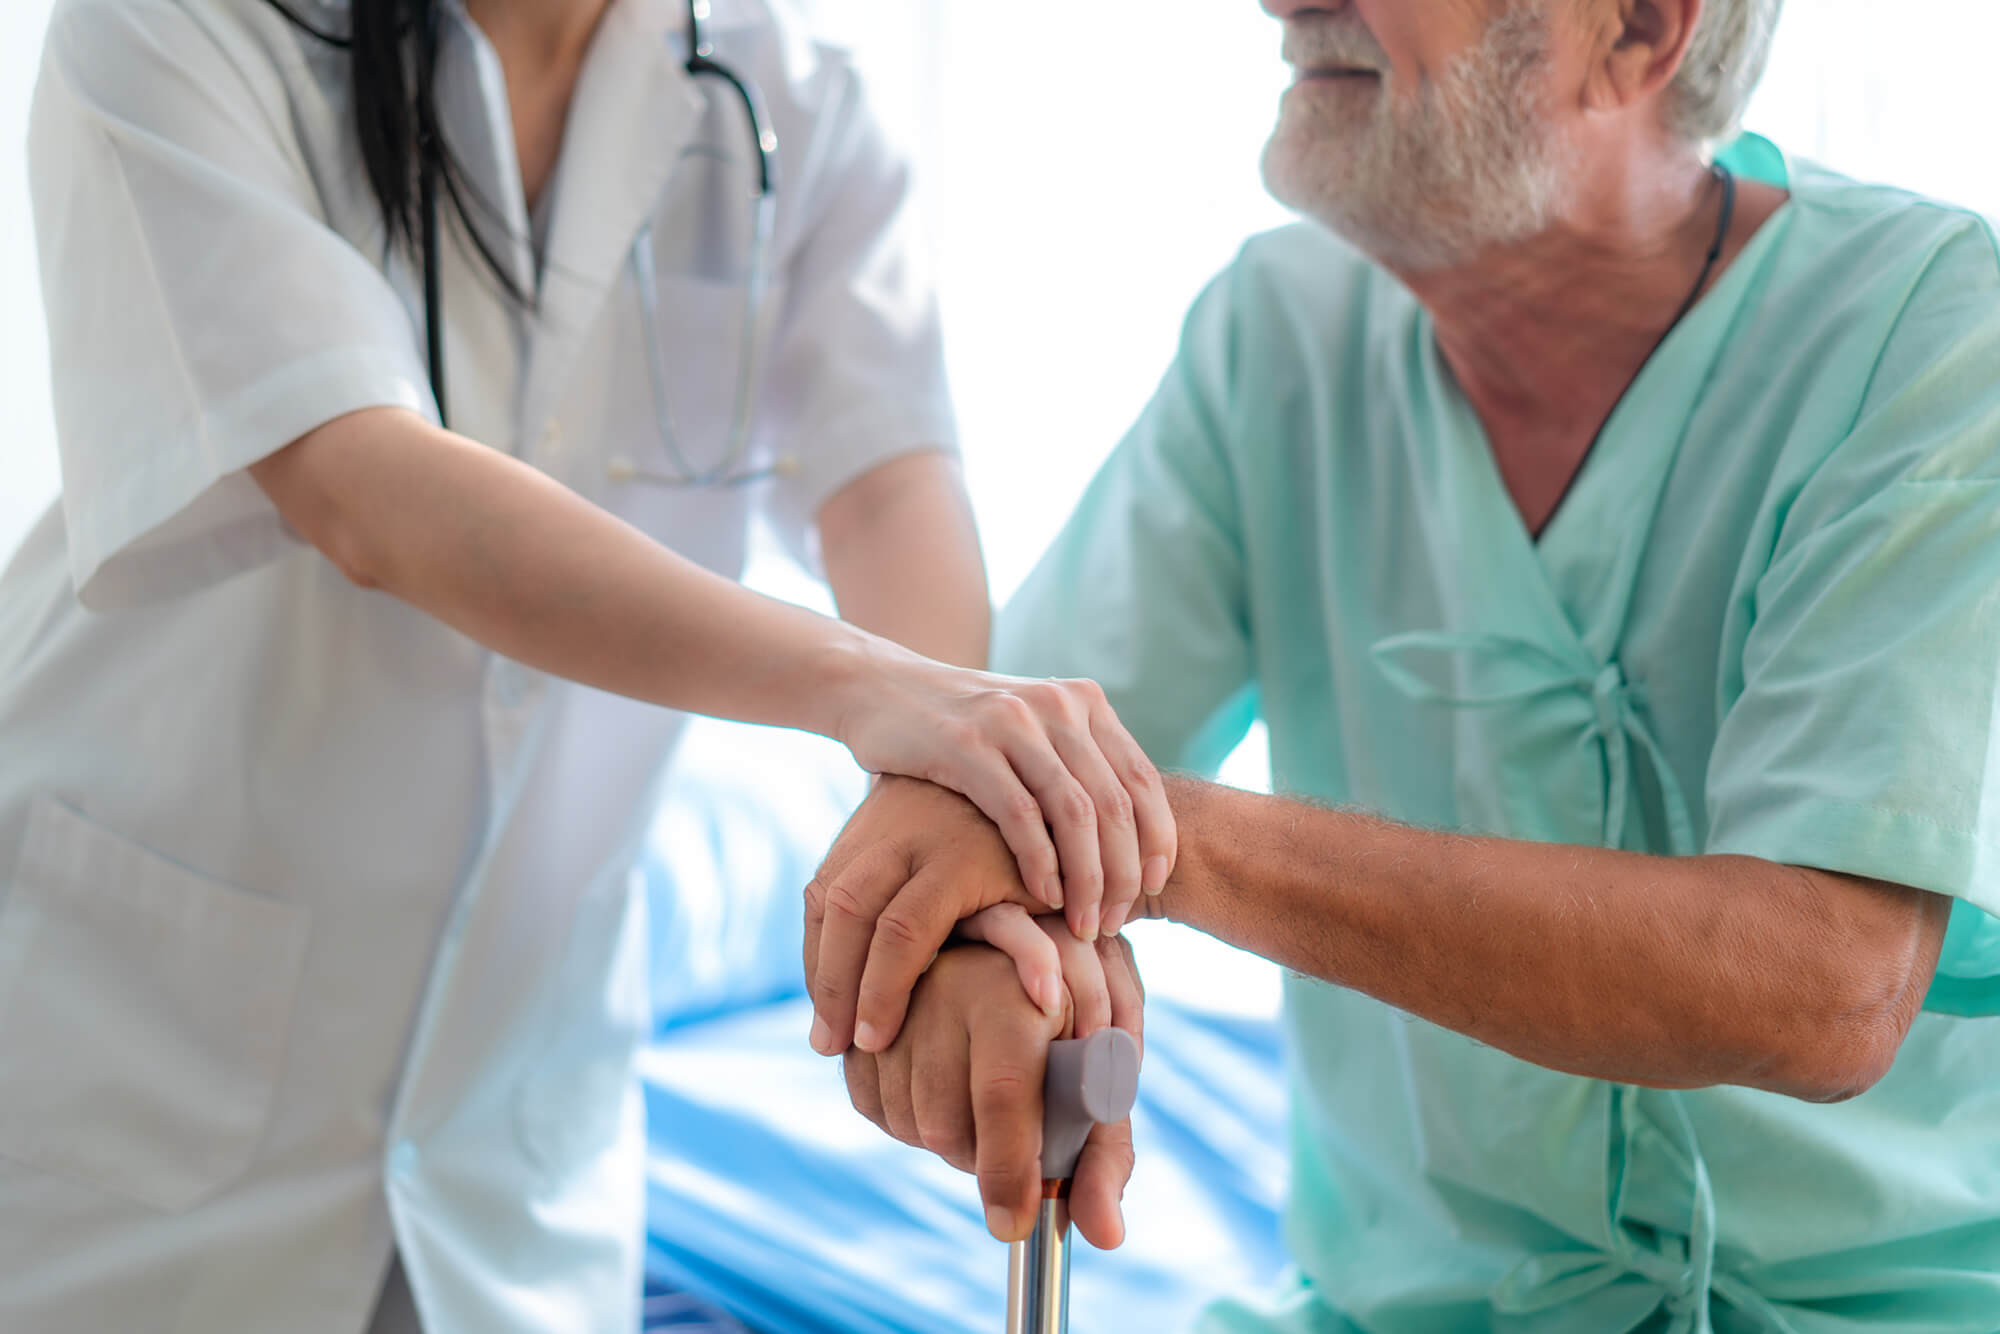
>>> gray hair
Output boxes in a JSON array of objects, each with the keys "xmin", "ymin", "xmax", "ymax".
[{"xmin": 1668, "ymin": 0, "xmax": 1784, "ymax": 147}]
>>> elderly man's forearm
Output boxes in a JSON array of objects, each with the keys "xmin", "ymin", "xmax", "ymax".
[{"xmin": 1148, "ymin": 776, "xmax": 1950, "ymax": 1102}]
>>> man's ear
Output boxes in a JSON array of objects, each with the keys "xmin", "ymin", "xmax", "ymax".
[{"xmin": 1581, "ymin": 0, "xmax": 1702, "ymax": 115}]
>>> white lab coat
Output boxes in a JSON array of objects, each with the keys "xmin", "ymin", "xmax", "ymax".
[{"xmin": 0, "ymin": 0, "xmax": 955, "ymax": 1329}]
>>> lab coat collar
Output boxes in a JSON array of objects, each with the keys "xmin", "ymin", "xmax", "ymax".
[{"xmin": 519, "ymin": 0, "xmax": 706, "ymax": 432}]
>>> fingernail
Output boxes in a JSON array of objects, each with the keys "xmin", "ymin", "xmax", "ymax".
[
  {"xmin": 1101, "ymin": 905, "xmax": 1127, "ymax": 937},
  {"xmin": 1143, "ymin": 856, "xmax": 1171, "ymax": 896},
  {"xmin": 855, "ymin": 1021, "xmax": 885, "ymax": 1053},
  {"xmin": 1045, "ymin": 877, "xmax": 1065, "ymax": 910},
  {"xmin": 985, "ymin": 1204, "xmax": 1017, "ymax": 1241},
  {"xmin": 809, "ymin": 1015, "xmax": 834, "ymax": 1055},
  {"xmin": 1079, "ymin": 907, "xmax": 1100, "ymax": 943},
  {"xmin": 1035, "ymin": 975, "xmax": 1063, "ymax": 1018}
]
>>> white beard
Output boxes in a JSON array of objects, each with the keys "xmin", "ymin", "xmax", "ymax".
[{"xmin": 1262, "ymin": 8, "xmax": 1572, "ymax": 271}]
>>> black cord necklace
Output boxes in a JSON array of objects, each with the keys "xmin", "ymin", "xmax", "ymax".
[
  {"xmin": 1528, "ymin": 161, "xmax": 1739, "ymax": 541},
  {"xmin": 1667, "ymin": 162, "xmax": 1737, "ymax": 333}
]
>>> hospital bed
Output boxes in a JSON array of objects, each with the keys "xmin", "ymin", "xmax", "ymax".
[{"xmin": 637, "ymin": 720, "xmax": 1291, "ymax": 1333}]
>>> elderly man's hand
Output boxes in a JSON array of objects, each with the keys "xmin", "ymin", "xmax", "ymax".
[
  {"xmin": 806, "ymin": 776, "xmax": 1066, "ymax": 1055},
  {"xmin": 841, "ymin": 928, "xmax": 1143, "ymax": 1246}
]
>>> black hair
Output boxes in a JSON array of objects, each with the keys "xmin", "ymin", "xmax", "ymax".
[{"xmin": 261, "ymin": 0, "xmax": 526, "ymax": 307}]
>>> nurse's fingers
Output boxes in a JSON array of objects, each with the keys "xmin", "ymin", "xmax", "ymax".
[
  {"xmin": 970, "ymin": 1011, "xmax": 1054, "ymax": 1243},
  {"xmin": 1088, "ymin": 702, "xmax": 1176, "ymax": 935},
  {"xmin": 1001, "ymin": 728, "xmax": 1105, "ymax": 940},
  {"xmin": 1068, "ymin": 1118, "xmax": 1136, "ymax": 1251},
  {"xmin": 940, "ymin": 747, "xmax": 1065, "ymax": 911},
  {"xmin": 1045, "ymin": 711, "xmax": 1143, "ymax": 941},
  {"xmin": 953, "ymin": 905, "xmax": 1065, "ymax": 1023}
]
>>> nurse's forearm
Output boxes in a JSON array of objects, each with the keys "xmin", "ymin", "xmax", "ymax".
[
  {"xmin": 818, "ymin": 451, "xmax": 990, "ymax": 668},
  {"xmin": 1149, "ymin": 777, "xmax": 1951, "ymax": 1102},
  {"xmin": 250, "ymin": 407, "xmax": 898, "ymax": 736}
]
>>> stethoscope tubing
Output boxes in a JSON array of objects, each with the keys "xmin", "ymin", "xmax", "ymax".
[{"xmin": 422, "ymin": 0, "xmax": 781, "ymax": 490}]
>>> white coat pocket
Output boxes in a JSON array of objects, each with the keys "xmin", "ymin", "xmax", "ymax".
[{"xmin": 0, "ymin": 798, "xmax": 310, "ymax": 1212}]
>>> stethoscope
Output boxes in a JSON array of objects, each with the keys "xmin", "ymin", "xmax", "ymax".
[{"xmin": 422, "ymin": 0, "xmax": 787, "ymax": 488}]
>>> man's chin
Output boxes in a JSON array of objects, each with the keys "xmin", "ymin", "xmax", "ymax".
[{"xmin": 1262, "ymin": 141, "xmax": 1391, "ymax": 250}]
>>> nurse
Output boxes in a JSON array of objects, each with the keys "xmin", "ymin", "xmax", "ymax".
[
  {"xmin": 0, "ymin": 0, "xmax": 1171, "ymax": 1330},
  {"xmin": 813, "ymin": 0, "xmax": 2000, "ymax": 1329}
]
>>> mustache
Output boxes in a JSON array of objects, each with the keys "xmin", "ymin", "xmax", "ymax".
[{"xmin": 1280, "ymin": 16, "xmax": 1390, "ymax": 72}]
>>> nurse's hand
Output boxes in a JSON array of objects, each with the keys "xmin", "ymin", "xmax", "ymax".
[
  {"xmin": 837, "ymin": 660, "xmax": 1174, "ymax": 944},
  {"xmin": 841, "ymin": 932, "xmax": 1142, "ymax": 1247}
]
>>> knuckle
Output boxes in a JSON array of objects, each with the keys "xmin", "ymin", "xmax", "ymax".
[
  {"xmin": 1020, "ymin": 681, "xmax": 1064, "ymax": 713},
  {"xmin": 1068, "ymin": 677, "xmax": 1110, "ymax": 709},
  {"xmin": 1099, "ymin": 785, "xmax": 1136, "ymax": 831},
  {"xmin": 991, "ymin": 692, "xmax": 1038, "ymax": 729},
  {"xmin": 1005, "ymin": 791, "xmax": 1044, "ymax": 829},
  {"xmin": 1124, "ymin": 758, "xmax": 1162, "ymax": 795},
  {"xmin": 978, "ymin": 1063, "xmax": 1037, "ymax": 1105},
  {"xmin": 1056, "ymin": 785, "xmax": 1095, "ymax": 828},
  {"xmin": 873, "ymin": 905, "xmax": 933, "ymax": 954},
  {"xmin": 821, "ymin": 876, "xmax": 874, "ymax": 924},
  {"xmin": 920, "ymin": 1117, "xmax": 974, "ymax": 1168}
]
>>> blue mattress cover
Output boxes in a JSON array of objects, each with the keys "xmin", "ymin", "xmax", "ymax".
[{"xmin": 641, "ymin": 994, "xmax": 1288, "ymax": 1333}]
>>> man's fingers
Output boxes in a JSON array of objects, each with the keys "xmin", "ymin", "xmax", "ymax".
[
  {"xmin": 1044, "ymin": 922, "xmax": 1112, "ymax": 1039},
  {"xmin": 909, "ymin": 1008, "xmax": 977, "ymax": 1173},
  {"xmin": 970, "ymin": 1017, "xmax": 1053, "ymax": 1243},
  {"xmin": 956, "ymin": 904, "xmax": 1065, "ymax": 1021},
  {"xmin": 804, "ymin": 805, "xmax": 880, "ymax": 1008},
  {"xmin": 807, "ymin": 843, "xmax": 905, "ymax": 1054},
  {"xmin": 876, "ymin": 1034, "xmax": 920, "ymax": 1148},
  {"xmin": 851, "ymin": 864, "xmax": 971, "ymax": 1053},
  {"xmin": 1005, "ymin": 734, "xmax": 1106, "ymax": 940},
  {"xmin": 1100, "ymin": 933, "xmax": 1146, "ymax": 1051},
  {"xmin": 1068, "ymin": 1118, "xmax": 1136, "ymax": 1251},
  {"xmin": 841, "ymin": 1049, "xmax": 886, "ymax": 1132}
]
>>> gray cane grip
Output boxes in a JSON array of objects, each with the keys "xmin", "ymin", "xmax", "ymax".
[{"xmin": 1039, "ymin": 1028, "xmax": 1141, "ymax": 1180}]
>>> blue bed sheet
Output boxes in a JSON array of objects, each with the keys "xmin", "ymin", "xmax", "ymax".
[{"xmin": 641, "ymin": 993, "xmax": 1288, "ymax": 1333}]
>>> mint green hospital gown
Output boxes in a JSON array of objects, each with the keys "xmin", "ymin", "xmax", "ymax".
[{"xmin": 994, "ymin": 136, "xmax": 2000, "ymax": 1333}]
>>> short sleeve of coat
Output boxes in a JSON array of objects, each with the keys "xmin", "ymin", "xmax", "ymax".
[
  {"xmin": 757, "ymin": 54, "xmax": 958, "ymax": 564},
  {"xmin": 993, "ymin": 270, "xmax": 1257, "ymax": 776},
  {"xmin": 1703, "ymin": 219, "xmax": 2000, "ymax": 1016},
  {"xmin": 30, "ymin": 0, "xmax": 432, "ymax": 608}
]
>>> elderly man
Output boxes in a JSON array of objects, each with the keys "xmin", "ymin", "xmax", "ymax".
[{"xmin": 804, "ymin": 0, "xmax": 2000, "ymax": 1328}]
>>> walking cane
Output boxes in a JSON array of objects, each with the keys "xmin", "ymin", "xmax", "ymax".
[{"xmin": 1004, "ymin": 1027, "xmax": 1142, "ymax": 1334}]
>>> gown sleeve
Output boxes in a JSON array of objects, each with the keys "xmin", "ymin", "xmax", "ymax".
[
  {"xmin": 31, "ymin": 0, "xmax": 432, "ymax": 608},
  {"xmin": 1703, "ymin": 219, "xmax": 2000, "ymax": 1016},
  {"xmin": 993, "ymin": 270, "xmax": 1258, "ymax": 776}
]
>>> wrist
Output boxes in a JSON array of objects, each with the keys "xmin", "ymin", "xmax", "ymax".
[
  {"xmin": 810, "ymin": 622, "xmax": 905, "ymax": 745},
  {"xmin": 1150, "ymin": 773, "xmax": 1220, "ymax": 929}
]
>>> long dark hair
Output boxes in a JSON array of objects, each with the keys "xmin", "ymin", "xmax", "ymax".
[{"xmin": 262, "ymin": 0, "xmax": 524, "ymax": 304}]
